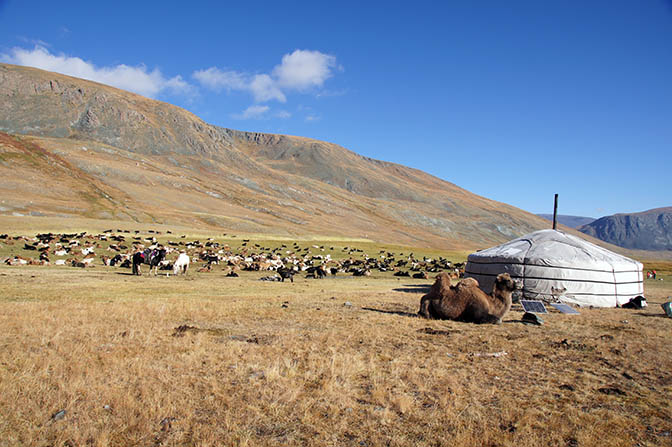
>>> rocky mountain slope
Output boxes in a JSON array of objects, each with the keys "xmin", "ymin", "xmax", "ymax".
[
  {"xmin": 579, "ymin": 207, "xmax": 672, "ymax": 251},
  {"xmin": 536, "ymin": 214, "xmax": 595, "ymax": 229},
  {"xmin": 0, "ymin": 63, "xmax": 554, "ymax": 249}
]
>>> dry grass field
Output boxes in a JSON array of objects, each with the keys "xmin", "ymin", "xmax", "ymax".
[{"xmin": 1, "ymin": 226, "xmax": 671, "ymax": 447}]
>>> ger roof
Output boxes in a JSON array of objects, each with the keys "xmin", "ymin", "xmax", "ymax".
[{"xmin": 467, "ymin": 229, "xmax": 642, "ymax": 272}]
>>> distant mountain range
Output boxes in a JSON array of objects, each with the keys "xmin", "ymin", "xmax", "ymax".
[
  {"xmin": 578, "ymin": 207, "xmax": 672, "ymax": 251},
  {"xmin": 536, "ymin": 214, "xmax": 596, "ymax": 229},
  {"xmin": 0, "ymin": 63, "xmax": 556, "ymax": 250},
  {"xmin": 537, "ymin": 209, "xmax": 672, "ymax": 251}
]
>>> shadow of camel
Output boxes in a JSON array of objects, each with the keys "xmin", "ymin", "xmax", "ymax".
[
  {"xmin": 393, "ymin": 285, "xmax": 431, "ymax": 294},
  {"xmin": 635, "ymin": 312, "xmax": 670, "ymax": 318},
  {"xmin": 361, "ymin": 307, "xmax": 418, "ymax": 318},
  {"xmin": 417, "ymin": 327, "xmax": 462, "ymax": 335}
]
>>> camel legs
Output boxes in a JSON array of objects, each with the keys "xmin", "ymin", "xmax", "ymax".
[
  {"xmin": 418, "ymin": 295, "xmax": 433, "ymax": 318},
  {"xmin": 460, "ymin": 302, "xmax": 503, "ymax": 324}
]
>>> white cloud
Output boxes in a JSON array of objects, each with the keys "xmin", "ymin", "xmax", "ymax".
[
  {"xmin": 1, "ymin": 45, "xmax": 193, "ymax": 98},
  {"xmin": 275, "ymin": 110, "xmax": 291, "ymax": 119},
  {"xmin": 17, "ymin": 36, "xmax": 51, "ymax": 47},
  {"xmin": 192, "ymin": 67, "xmax": 247, "ymax": 92},
  {"xmin": 273, "ymin": 49, "xmax": 337, "ymax": 90},
  {"xmin": 232, "ymin": 105, "xmax": 270, "ymax": 120},
  {"xmin": 192, "ymin": 49, "xmax": 339, "ymax": 104},
  {"xmin": 250, "ymin": 74, "xmax": 286, "ymax": 103},
  {"xmin": 192, "ymin": 67, "xmax": 287, "ymax": 102}
]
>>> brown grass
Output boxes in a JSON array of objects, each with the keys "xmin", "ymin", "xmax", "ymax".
[{"xmin": 1, "ymin": 235, "xmax": 671, "ymax": 446}]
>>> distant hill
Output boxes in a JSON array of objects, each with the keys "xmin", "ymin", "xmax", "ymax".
[
  {"xmin": 536, "ymin": 214, "xmax": 595, "ymax": 229},
  {"xmin": 0, "ymin": 63, "xmax": 561, "ymax": 249},
  {"xmin": 579, "ymin": 207, "xmax": 672, "ymax": 251}
]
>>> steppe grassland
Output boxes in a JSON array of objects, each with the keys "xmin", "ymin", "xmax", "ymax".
[{"xmin": 0, "ymin": 223, "xmax": 671, "ymax": 446}]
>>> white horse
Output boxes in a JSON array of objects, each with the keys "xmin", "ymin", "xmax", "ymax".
[{"xmin": 173, "ymin": 252, "xmax": 190, "ymax": 275}]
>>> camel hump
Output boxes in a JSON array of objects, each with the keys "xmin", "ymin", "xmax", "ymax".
[
  {"xmin": 430, "ymin": 272, "xmax": 453, "ymax": 292},
  {"xmin": 457, "ymin": 277, "xmax": 479, "ymax": 288},
  {"xmin": 434, "ymin": 272, "xmax": 452, "ymax": 283}
]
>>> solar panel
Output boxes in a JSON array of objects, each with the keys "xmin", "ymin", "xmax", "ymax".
[
  {"xmin": 550, "ymin": 303, "xmax": 580, "ymax": 314},
  {"xmin": 520, "ymin": 300, "xmax": 548, "ymax": 314}
]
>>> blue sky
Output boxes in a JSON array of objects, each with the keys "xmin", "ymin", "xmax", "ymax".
[{"xmin": 1, "ymin": 0, "xmax": 670, "ymax": 218}]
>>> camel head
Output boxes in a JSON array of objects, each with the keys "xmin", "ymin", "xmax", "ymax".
[
  {"xmin": 489, "ymin": 273, "xmax": 518, "ymax": 317},
  {"xmin": 493, "ymin": 273, "xmax": 518, "ymax": 294}
]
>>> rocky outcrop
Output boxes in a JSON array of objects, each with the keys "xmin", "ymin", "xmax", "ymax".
[{"xmin": 579, "ymin": 207, "xmax": 672, "ymax": 251}]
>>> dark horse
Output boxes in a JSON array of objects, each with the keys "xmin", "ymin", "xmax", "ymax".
[{"xmin": 132, "ymin": 247, "xmax": 167, "ymax": 276}]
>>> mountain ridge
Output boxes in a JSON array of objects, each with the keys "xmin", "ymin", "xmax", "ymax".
[
  {"xmin": 0, "ymin": 63, "xmax": 586, "ymax": 249},
  {"xmin": 579, "ymin": 207, "xmax": 672, "ymax": 251}
]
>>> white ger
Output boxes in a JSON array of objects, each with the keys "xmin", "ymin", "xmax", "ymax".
[{"xmin": 465, "ymin": 229, "xmax": 643, "ymax": 308}]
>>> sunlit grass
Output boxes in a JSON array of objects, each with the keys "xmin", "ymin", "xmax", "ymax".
[
  {"xmin": 1, "ymin": 259, "xmax": 671, "ymax": 446},
  {"xmin": 1, "ymin": 222, "xmax": 671, "ymax": 446}
]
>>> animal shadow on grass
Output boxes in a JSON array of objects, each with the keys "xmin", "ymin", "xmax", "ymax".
[
  {"xmin": 634, "ymin": 312, "xmax": 669, "ymax": 318},
  {"xmin": 361, "ymin": 307, "xmax": 419, "ymax": 318},
  {"xmin": 393, "ymin": 284, "xmax": 431, "ymax": 294},
  {"xmin": 417, "ymin": 327, "xmax": 461, "ymax": 336},
  {"xmin": 505, "ymin": 319, "xmax": 532, "ymax": 324}
]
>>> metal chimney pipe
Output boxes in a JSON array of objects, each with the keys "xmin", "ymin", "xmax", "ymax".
[{"xmin": 552, "ymin": 194, "xmax": 558, "ymax": 230}]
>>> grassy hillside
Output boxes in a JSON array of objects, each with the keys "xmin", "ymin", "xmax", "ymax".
[{"xmin": 0, "ymin": 63, "xmax": 554, "ymax": 250}]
